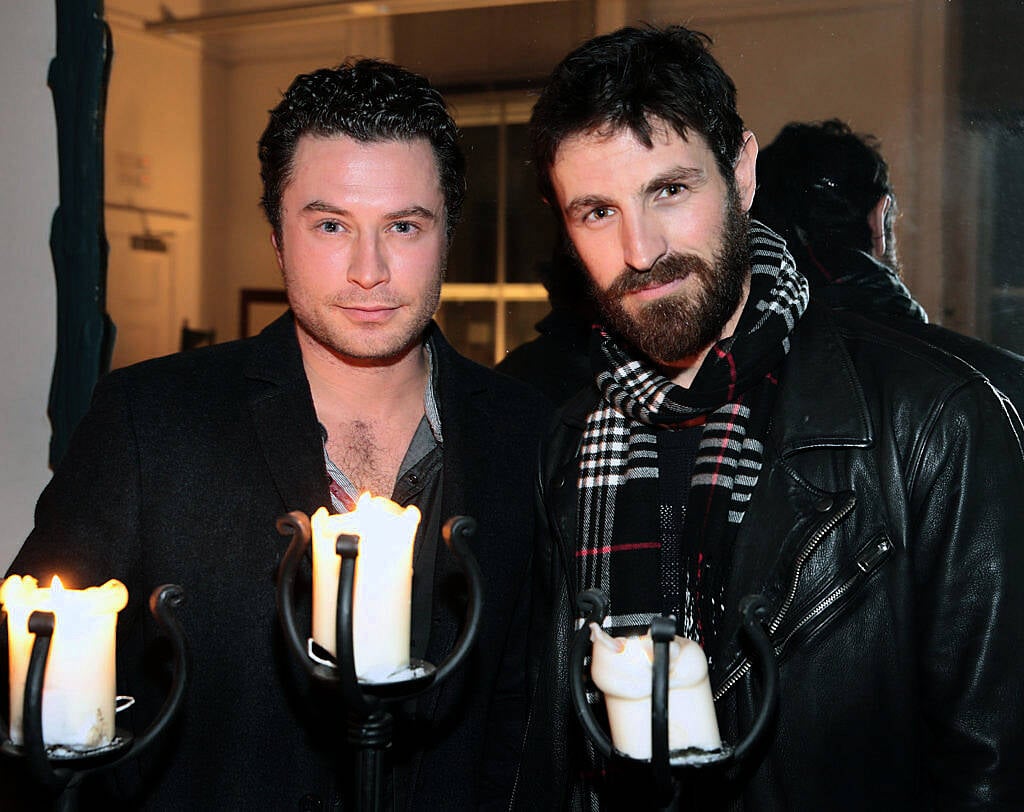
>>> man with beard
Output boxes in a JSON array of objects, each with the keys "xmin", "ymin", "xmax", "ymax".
[
  {"xmin": 5, "ymin": 59, "xmax": 551, "ymax": 809},
  {"xmin": 514, "ymin": 25, "xmax": 1024, "ymax": 810}
]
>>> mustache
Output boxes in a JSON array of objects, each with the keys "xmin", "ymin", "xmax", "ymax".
[{"xmin": 606, "ymin": 252, "xmax": 712, "ymax": 297}]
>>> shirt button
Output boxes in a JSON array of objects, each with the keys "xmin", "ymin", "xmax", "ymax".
[{"xmin": 407, "ymin": 473, "xmax": 419, "ymax": 485}]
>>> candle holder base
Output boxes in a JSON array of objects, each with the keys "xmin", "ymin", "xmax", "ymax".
[
  {"xmin": 570, "ymin": 589, "xmax": 780, "ymax": 804},
  {"xmin": 0, "ymin": 584, "xmax": 189, "ymax": 811},
  {"xmin": 1, "ymin": 728, "xmax": 134, "ymax": 765},
  {"xmin": 305, "ymin": 640, "xmax": 438, "ymax": 697},
  {"xmin": 276, "ymin": 511, "xmax": 484, "ymax": 812}
]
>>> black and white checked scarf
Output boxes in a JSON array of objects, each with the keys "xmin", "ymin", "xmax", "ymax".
[{"xmin": 576, "ymin": 222, "xmax": 808, "ymax": 647}]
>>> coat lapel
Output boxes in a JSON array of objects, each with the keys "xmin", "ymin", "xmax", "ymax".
[{"xmin": 244, "ymin": 312, "xmax": 330, "ymax": 515}]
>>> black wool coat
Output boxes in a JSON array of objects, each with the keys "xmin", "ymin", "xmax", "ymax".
[{"xmin": 6, "ymin": 313, "xmax": 553, "ymax": 810}]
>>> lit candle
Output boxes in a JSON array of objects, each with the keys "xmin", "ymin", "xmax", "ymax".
[
  {"xmin": 310, "ymin": 493, "xmax": 420, "ymax": 682},
  {"xmin": 1, "ymin": 574, "xmax": 129, "ymax": 749},
  {"xmin": 589, "ymin": 623, "xmax": 721, "ymax": 759}
]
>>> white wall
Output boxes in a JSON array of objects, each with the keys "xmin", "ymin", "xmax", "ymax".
[{"xmin": 0, "ymin": 4, "xmax": 58, "ymax": 569}]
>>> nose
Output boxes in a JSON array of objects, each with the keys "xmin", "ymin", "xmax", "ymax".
[
  {"xmin": 347, "ymin": 232, "xmax": 389, "ymax": 289},
  {"xmin": 621, "ymin": 210, "xmax": 667, "ymax": 273}
]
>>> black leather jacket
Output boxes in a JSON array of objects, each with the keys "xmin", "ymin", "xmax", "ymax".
[{"xmin": 515, "ymin": 302, "xmax": 1024, "ymax": 811}]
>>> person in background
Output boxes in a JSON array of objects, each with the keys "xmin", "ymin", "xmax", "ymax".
[
  {"xmin": 495, "ymin": 239, "xmax": 596, "ymax": 404},
  {"xmin": 516, "ymin": 25, "xmax": 1024, "ymax": 810},
  {"xmin": 752, "ymin": 118, "xmax": 1024, "ymax": 411},
  {"xmin": 5, "ymin": 58, "xmax": 550, "ymax": 810}
]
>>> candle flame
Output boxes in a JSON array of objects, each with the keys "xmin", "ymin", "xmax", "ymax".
[{"xmin": 0, "ymin": 574, "xmax": 128, "ymax": 614}]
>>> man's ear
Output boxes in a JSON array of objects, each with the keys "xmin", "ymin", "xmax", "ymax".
[
  {"xmin": 271, "ymin": 231, "xmax": 285, "ymax": 272},
  {"xmin": 734, "ymin": 131, "xmax": 758, "ymax": 212},
  {"xmin": 868, "ymin": 194, "xmax": 890, "ymax": 260}
]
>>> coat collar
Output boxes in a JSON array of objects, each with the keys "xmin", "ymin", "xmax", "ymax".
[{"xmin": 769, "ymin": 301, "xmax": 874, "ymax": 457}]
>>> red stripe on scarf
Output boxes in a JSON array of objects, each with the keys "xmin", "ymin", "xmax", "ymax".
[
  {"xmin": 713, "ymin": 345, "xmax": 739, "ymax": 401},
  {"xmin": 575, "ymin": 541, "xmax": 661, "ymax": 558}
]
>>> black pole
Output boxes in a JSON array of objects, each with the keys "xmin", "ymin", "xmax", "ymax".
[
  {"xmin": 335, "ymin": 532, "xmax": 389, "ymax": 812},
  {"xmin": 649, "ymin": 615, "xmax": 675, "ymax": 804}
]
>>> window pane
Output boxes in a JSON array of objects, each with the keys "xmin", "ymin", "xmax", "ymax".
[
  {"xmin": 505, "ymin": 123, "xmax": 557, "ymax": 284},
  {"xmin": 448, "ymin": 125, "xmax": 498, "ymax": 283},
  {"xmin": 436, "ymin": 300, "xmax": 495, "ymax": 365}
]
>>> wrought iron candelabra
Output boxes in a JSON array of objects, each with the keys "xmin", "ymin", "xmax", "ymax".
[
  {"xmin": 1, "ymin": 584, "xmax": 189, "ymax": 812},
  {"xmin": 276, "ymin": 511, "xmax": 483, "ymax": 812},
  {"xmin": 570, "ymin": 588, "xmax": 780, "ymax": 807}
]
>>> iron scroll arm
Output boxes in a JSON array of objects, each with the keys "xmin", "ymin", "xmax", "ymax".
[
  {"xmin": 730, "ymin": 594, "xmax": 779, "ymax": 763},
  {"xmin": 4, "ymin": 584, "xmax": 188, "ymax": 808}
]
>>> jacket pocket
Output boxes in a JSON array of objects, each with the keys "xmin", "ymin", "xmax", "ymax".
[{"xmin": 771, "ymin": 533, "xmax": 893, "ymax": 660}]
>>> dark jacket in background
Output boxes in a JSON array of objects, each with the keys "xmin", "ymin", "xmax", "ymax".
[
  {"xmin": 6, "ymin": 313, "xmax": 552, "ymax": 810},
  {"xmin": 495, "ymin": 309, "xmax": 593, "ymax": 406},
  {"xmin": 516, "ymin": 302, "xmax": 1024, "ymax": 810},
  {"xmin": 808, "ymin": 246, "xmax": 1024, "ymax": 415}
]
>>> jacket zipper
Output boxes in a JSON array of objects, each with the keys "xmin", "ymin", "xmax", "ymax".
[
  {"xmin": 773, "ymin": 535, "xmax": 892, "ymax": 657},
  {"xmin": 713, "ymin": 492, "xmax": 856, "ymax": 702}
]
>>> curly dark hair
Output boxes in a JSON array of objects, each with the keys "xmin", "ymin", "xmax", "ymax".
[
  {"xmin": 751, "ymin": 119, "xmax": 895, "ymax": 257},
  {"xmin": 258, "ymin": 58, "xmax": 465, "ymax": 244},
  {"xmin": 529, "ymin": 25, "xmax": 746, "ymax": 205}
]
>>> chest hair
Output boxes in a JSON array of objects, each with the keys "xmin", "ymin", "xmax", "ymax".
[{"xmin": 326, "ymin": 417, "xmax": 415, "ymax": 498}]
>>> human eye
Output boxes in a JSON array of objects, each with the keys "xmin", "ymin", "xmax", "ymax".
[
  {"xmin": 583, "ymin": 206, "xmax": 615, "ymax": 224},
  {"xmin": 656, "ymin": 182, "xmax": 686, "ymax": 199},
  {"xmin": 388, "ymin": 220, "xmax": 421, "ymax": 235},
  {"xmin": 316, "ymin": 219, "xmax": 344, "ymax": 234}
]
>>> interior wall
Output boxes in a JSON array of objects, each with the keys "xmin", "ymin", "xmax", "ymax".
[
  {"xmin": 105, "ymin": 9, "xmax": 205, "ymax": 364},
  {"xmin": 393, "ymin": 1, "xmax": 594, "ymax": 86},
  {"xmin": 0, "ymin": 3, "xmax": 58, "ymax": 569}
]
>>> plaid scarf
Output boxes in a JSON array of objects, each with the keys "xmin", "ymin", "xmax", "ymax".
[{"xmin": 576, "ymin": 222, "xmax": 808, "ymax": 649}]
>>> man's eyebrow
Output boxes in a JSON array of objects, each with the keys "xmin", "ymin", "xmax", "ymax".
[
  {"xmin": 303, "ymin": 200, "xmax": 348, "ymax": 215},
  {"xmin": 300, "ymin": 201, "xmax": 437, "ymax": 221},
  {"xmin": 642, "ymin": 166, "xmax": 706, "ymax": 196},
  {"xmin": 387, "ymin": 205, "xmax": 438, "ymax": 221},
  {"xmin": 564, "ymin": 195, "xmax": 611, "ymax": 218}
]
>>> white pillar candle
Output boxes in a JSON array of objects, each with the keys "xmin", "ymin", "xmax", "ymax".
[
  {"xmin": 589, "ymin": 622, "xmax": 721, "ymax": 759},
  {"xmin": 1, "ymin": 574, "xmax": 129, "ymax": 749},
  {"xmin": 310, "ymin": 493, "xmax": 420, "ymax": 682}
]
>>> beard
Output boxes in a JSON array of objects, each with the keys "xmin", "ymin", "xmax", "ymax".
[{"xmin": 589, "ymin": 191, "xmax": 750, "ymax": 366}]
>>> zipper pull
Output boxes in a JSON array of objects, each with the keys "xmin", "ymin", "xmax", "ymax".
[{"xmin": 857, "ymin": 537, "xmax": 892, "ymax": 572}]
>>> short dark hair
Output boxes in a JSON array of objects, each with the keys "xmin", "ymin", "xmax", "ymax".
[
  {"xmin": 258, "ymin": 58, "xmax": 465, "ymax": 243},
  {"xmin": 529, "ymin": 25, "xmax": 746, "ymax": 205},
  {"xmin": 751, "ymin": 119, "xmax": 895, "ymax": 256}
]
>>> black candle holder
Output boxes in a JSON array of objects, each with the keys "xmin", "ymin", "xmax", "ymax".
[
  {"xmin": 276, "ymin": 511, "xmax": 483, "ymax": 812},
  {"xmin": 569, "ymin": 588, "xmax": 779, "ymax": 805},
  {"xmin": 0, "ymin": 584, "xmax": 189, "ymax": 811}
]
